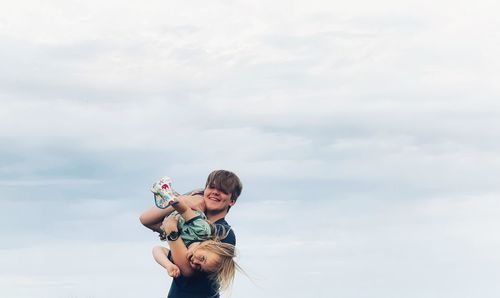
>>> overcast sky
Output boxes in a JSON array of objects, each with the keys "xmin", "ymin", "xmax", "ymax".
[{"xmin": 1, "ymin": 1, "xmax": 500, "ymax": 297}]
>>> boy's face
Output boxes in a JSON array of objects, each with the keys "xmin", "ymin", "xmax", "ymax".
[{"xmin": 203, "ymin": 186, "xmax": 235, "ymax": 214}]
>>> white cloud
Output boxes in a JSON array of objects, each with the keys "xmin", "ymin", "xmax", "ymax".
[
  {"xmin": 0, "ymin": 178, "xmax": 103, "ymax": 187},
  {"xmin": 2, "ymin": 1, "xmax": 500, "ymax": 297},
  {"xmin": 229, "ymin": 195, "xmax": 500, "ymax": 297},
  {"xmin": 2, "ymin": 195, "xmax": 500, "ymax": 297}
]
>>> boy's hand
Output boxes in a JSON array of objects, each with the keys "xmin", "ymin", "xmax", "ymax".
[{"xmin": 161, "ymin": 215, "xmax": 179, "ymax": 234}]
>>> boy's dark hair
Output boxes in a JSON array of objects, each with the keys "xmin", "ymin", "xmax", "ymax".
[{"xmin": 205, "ymin": 170, "xmax": 243, "ymax": 203}]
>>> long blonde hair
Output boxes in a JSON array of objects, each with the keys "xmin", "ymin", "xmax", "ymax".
[{"xmin": 195, "ymin": 240, "xmax": 243, "ymax": 292}]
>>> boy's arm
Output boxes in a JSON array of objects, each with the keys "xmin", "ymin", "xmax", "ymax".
[
  {"xmin": 139, "ymin": 194, "xmax": 204, "ymax": 233},
  {"xmin": 140, "ymin": 205, "xmax": 176, "ymax": 233}
]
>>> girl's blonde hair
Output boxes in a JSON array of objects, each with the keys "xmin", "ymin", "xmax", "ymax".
[{"xmin": 196, "ymin": 240, "xmax": 243, "ymax": 292}]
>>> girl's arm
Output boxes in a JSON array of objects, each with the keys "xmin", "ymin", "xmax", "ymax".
[
  {"xmin": 161, "ymin": 215, "xmax": 196, "ymax": 277},
  {"xmin": 139, "ymin": 194, "xmax": 204, "ymax": 233},
  {"xmin": 152, "ymin": 246, "xmax": 181, "ymax": 278}
]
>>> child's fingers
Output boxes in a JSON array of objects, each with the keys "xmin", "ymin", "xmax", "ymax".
[{"xmin": 169, "ymin": 268, "xmax": 180, "ymax": 278}]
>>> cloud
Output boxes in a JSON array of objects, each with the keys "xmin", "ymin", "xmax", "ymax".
[
  {"xmin": 0, "ymin": 240, "xmax": 166, "ymax": 298},
  {"xmin": 227, "ymin": 195, "xmax": 500, "ymax": 297},
  {"xmin": 0, "ymin": 178, "xmax": 103, "ymax": 187},
  {"xmin": 2, "ymin": 1, "xmax": 500, "ymax": 297}
]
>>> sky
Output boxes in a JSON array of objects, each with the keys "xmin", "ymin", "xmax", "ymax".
[{"xmin": 1, "ymin": 0, "xmax": 500, "ymax": 297}]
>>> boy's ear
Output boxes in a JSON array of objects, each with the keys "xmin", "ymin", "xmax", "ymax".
[{"xmin": 229, "ymin": 199, "xmax": 236, "ymax": 206}]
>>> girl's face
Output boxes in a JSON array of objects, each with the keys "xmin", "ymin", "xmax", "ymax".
[
  {"xmin": 203, "ymin": 186, "xmax": 235, "ymax": 214},
  {"xmin": 187, "ymin": 244, "xmax": 221, "ymax": 273}
]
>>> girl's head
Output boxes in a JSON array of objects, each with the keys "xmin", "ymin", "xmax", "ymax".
[{"xmin": 187, "ymin": 240, "xmax": 241, "ymax": 292}]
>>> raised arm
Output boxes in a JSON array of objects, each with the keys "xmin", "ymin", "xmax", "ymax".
[
  {"xmin": 139, "ymin": 193, "xmax": 204, "ymax": 233},
  {"xmin": 140, "ymin": 204, "xmax": 177, "ymax": 233}
]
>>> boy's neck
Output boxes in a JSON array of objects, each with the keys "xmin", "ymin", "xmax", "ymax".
[{"xmin": 206, "ymin": 210, "xmax": 228, "ymax": 223}]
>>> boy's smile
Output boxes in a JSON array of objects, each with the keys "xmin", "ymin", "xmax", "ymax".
[{"xmin": 204, "ymin": 187, "xmax": 235, "ymax": 214}]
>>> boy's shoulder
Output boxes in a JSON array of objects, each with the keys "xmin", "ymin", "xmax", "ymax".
[{"xmin": 214, "ymin": 218, "xmax": 236, "ymax": 245}]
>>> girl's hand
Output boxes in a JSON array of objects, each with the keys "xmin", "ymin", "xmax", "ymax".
[
  {"xmin": 166, "ymin": 263, "xmax": 181, "ymax": 278},
  {"xmin": 161, "ymin": 215, "xmax": 179, "ymax": 234}
]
